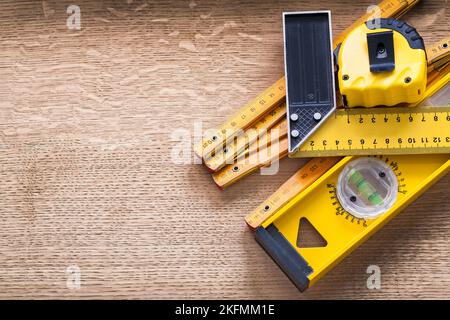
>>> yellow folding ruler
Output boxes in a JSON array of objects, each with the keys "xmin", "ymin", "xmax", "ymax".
[
  {"xmin": 204, "ymin": 103, "xmax": 286, "ymax": 172},
  {"xmin": 245, "ymin": 157, "xmax": 341, "ymax": 229},
  {"xmin": 195, "ymin": 0, "xmax": 419, "ymax": 162},
  {"xmin": 212, "ymin": 122, "xmax": 288, "ymax": 190},
  {"xmin": 255, "ymin": 153, "xmax": 449, "ymax": 291},
  {"xmin": 427, "ymin": 37, "xmax": 450, "ymax": 73}
]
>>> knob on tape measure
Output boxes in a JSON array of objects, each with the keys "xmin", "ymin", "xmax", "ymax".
[{"xmin": 337, "ymin": 157, "xmax": 398, "ymax": 219}]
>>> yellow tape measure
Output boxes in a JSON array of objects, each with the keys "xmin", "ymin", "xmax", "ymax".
[
  {"xmin": 291, "ymin": 76, "xmax": 450, "ymax": 158},
  {"xmin": 245, "ymin": 157, "xmax": 341, "ymax": 229},
  {"xmin": 256, "ymin": 154, "xmax": 450, "ymax": 291},
  {"xmin": 195, "ymin": 0, "xmax": 415, "ymax": 161}
]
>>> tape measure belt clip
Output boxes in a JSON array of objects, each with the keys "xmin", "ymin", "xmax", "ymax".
[
  {"xmin": 367, "ymin": 30, "xmax": 395, "ymax": 72},
  {"xmin": 337, "ymin": 18, "xmax": 428, "ymax": 108}
]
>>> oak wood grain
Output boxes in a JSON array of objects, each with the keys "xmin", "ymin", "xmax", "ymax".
[{"xmin": 0, "ymin": 0, "xmax": 448, "ymax": 299}]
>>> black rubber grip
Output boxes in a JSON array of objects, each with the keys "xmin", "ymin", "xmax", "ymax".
[
  {"xmin": 365, "ymin": 18, "xmax": 425, "ymax": 51},
  {"xmin": 255, "ymin": 224, "xmax": 313, "ymax": 292}
]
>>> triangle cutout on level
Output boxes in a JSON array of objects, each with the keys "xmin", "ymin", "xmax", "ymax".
[{"xmin": 296, "ymin": 217, "xmax": 327, "ymax": 248}]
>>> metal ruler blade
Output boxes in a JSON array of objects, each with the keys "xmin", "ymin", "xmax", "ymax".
[{"xmin": 291, "ymin": 75, "xmax": 450, "ymax": 158}]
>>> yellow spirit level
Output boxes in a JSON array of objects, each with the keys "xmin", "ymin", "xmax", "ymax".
[
  {"xmin": 255, "ymin": 154, "xmax": 449, "ymax": 291},
  {"xmin": 250, "ymin": 52, "xmax": 449, "ymax": 292}
]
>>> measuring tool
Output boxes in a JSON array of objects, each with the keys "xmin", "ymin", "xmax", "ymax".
[
  {"xmin": 194, "ymin": 77, "xmax": 286, "ymax": 160},
  {"xmin": 286, "ymin": 13, "xmax": 432, "ymax": 152},
  {"xmin": 202, "ymin": 0, "xmax": 439, "ymax": 171},
  {"xmin": 204, "ymin": 103, "xmax": 286, "ymax": 172},
  {"xmin": 291, "ymin": 74, "xmax": 449, "ymax": 157},
  {"xmin": 289, "ymin": 36, "xmax": 450, "ymax": 158},
  {"xmin": 255, "ymin": 154, "xmax": 449, "ymax": 291},
  {"xmin": 195, "ymin": 0, "xmax": 419, "ymax": 161},
  {"xmin": 285, "ymin": 7, "xmax": 427, "ymax": 152},
  {"xmin": 245, "ymin": 70, "xmax": 448, "ymax": 228},
  {"xmin": 212, "ymin": 123, "xmax": 288, "ymax": 189},
  {"xmin": 245, "ymin": 65, "xmax": 448, "ymax": 231},
  {"xmin": 245, "ymin": 157, "xmax": 341, "ymax": 229},
  {"xmin": 213, "ymin": 58, "xmax": 449, "ymax": 188},
  {"xmin": 284, "ymin": 11, "xmax": 337, "ymax": 154},
  {"xmin": 336, "ymin": 18, "xmax": 428, "ymax": 108},
  {"xmin": 427, "ymin": 37, "xmax": 450, "ymax": 73},
  {"xmin": 252, "ymin": 52, "xmax": 449, "ymax": 291}
]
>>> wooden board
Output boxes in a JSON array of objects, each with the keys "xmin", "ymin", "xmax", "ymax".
[{"xmin": 0, "ymin": 0, "xmax": 448, "ymax": 299}]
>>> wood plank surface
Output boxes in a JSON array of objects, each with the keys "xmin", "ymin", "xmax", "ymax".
[{"xmin": 0, "ymin": 0, "xmax": 448, "ymax": 299}]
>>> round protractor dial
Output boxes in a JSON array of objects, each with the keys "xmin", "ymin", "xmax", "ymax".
[{"xmin": 337, "ymin": 157, "xmax": 398, "ymax": 219}]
